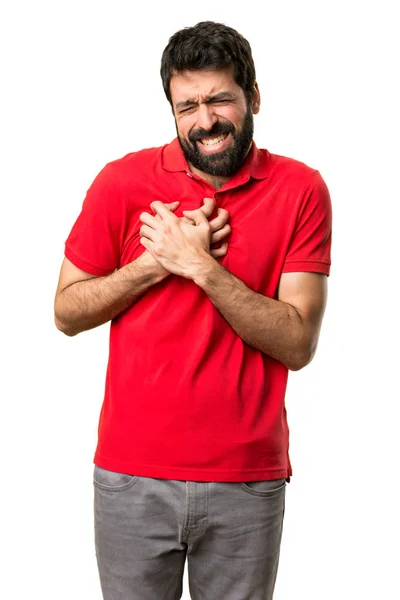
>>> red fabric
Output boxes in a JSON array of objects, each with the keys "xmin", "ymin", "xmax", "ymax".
[{"xmin": 65, "ymin": 139, "xmax": 332, "ymax": 482}]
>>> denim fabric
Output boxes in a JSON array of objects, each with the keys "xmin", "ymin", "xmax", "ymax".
[{"xmin": 94, "ymin": 466, "xmax": 286, "ymax": 599}]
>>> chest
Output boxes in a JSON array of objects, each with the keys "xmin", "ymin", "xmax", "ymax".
[{"xmin": 119, "ymin": 175, "xmax": 300, "ymax": 296}]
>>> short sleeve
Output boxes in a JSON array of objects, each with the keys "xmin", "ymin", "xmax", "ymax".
[
  {"xmin": 65, "ymin": 162, "xmax": 127, "ymax": 276},
  {"xmin": 282, "ymin": 170, "xmax": 332, "ymax": 276}
]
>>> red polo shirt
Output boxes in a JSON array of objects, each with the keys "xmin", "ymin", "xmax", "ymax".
[{"xmin": 65, "ymin": 138, "xmax": 332, "ymax": 482}]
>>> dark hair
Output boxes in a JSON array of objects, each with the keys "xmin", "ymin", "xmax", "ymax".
[{"xmin": 160, "ymin": 21, "xmax": 256, "ymax": 106}]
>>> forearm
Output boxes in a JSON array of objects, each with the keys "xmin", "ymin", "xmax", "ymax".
[
  {"xmin": 55, "ymin": 254, "xmax": 167, "ymax": 336},
  {"xmin": 194, "ymin": 257, "xmax": 310, "ymax": 370}
]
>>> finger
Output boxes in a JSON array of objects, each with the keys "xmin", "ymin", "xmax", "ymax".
[
  {"xmin": 182, "ymin": 208, "xmax": 210, "ymax": 227},
  {"xmin": 139, "ymin": 212, "xmax": 158, "ymax": 228},
  {"xmin": 181, "ymin": 210, "xmax": 196, "ymax": 223},
  {"xmin": 182, "ymin": 197, "xmax": 215, "ymax": 221},
  {"xmin": 210, "ymin": 243, "xmax": 228, "ymax": 258},
  {"xmin": 180, "ymin": 216, "xmax": 194, "ymax": 225},
  {"xmin": 140, "ymin": 236, "xmax": 153, "ymax": 252},
  {"xmin": 151, "ymin": 201, "xmax": 179, "ymax": 214},
  {"xmin": 211, "ymin": 223, "xmax": 231, "ymax": 244},
  {"xmin": 209, "ymin": 207, "xmax": 230, "ymax": 232},
  {"xmin": 139, "ymin": 224, "xmax": 156, "ymax": 240},
  {"xmin": 150, "ymin": 200, "xmax": 177, "ymax": 221},
  {"xmin": 164, "ymin": 201, "xmax": 180, "ymax": 211},
  {"xmin": 151, "ymin": 202, "xmax": 179, "ymax": 221},
  {"xmin": 200, "ymin": 197, "xmax": 215, "ymax": 218},
  {"xmin": 187, "ymin": 206, "xmax": 210, "ymax": 227}
]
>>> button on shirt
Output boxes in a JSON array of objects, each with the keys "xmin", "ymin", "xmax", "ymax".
[{"xmin": 65, "ymin": 138, "xmax": 332, "ymax": 481}]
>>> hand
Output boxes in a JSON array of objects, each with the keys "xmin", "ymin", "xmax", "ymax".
[
  {"xmin": 138, "ymin": 201, "xmax": 180, "ymax": 280},
  {"xmin": 183, "ymin": 198, "xmax": 231, "ymax": 259},
  {"xmin": 139, "ymin": 201, "xmax": 214, "ymax": 279},
  {"xmin": 143, "ymin": 196, "xmax": 231, "ymax": 256}
]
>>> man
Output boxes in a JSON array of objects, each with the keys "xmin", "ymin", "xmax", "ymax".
[{"xmin": 54, "ymin": 21, "xmax": 331, "ymax": 600}]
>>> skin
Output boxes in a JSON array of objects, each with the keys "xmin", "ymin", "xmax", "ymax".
[
  {"xmin": 55, "ymin": 65, "xmax": 328, "ymax": 372},
  {"xmin": 138, "ymin": 67, "xmax": 328, "ymax": 371},
  {"xmin": 54, "ymin": 200, "xmax": 231, "ymax": 336},
  {"xmin": 173, "ymin": 67, "xmax": 260, "ymax": 189}
]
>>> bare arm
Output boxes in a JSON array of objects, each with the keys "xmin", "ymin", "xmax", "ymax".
[
  {"xmin": 55, "ymin": 198, "xmax": 231, "ymax": 336},
  {"xmin": 193, "ymin": 262, "xmax": 327, "ymax": 371},
  {"xmin": 54, "ymin": 199, "xmax": 182, "ymax": 337},
  {"xmin": 54, "ymin": 252, "xmax": 168, "ymax": 337},
  {"xmin": 139, "ymin": 201, "xmax": 328, "ymax": 371}
]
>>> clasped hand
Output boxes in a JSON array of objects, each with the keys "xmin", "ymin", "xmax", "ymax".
[{"xmin": 139, "ymin": 198, "xmax": 230, "ymax": 279}]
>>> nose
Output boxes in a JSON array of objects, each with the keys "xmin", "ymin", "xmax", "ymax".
[{"xmin": 196, "ymin": 103, "xmax": 218, "ymax": 132}]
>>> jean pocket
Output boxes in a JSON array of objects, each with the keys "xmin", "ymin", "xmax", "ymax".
[
  {"xmin": 93, "ymin": 465, "xmax": 139, "ymax": 491},
  {"xmin": 240, "ymin": 478, "xmax": 286, "ymax": 497}
]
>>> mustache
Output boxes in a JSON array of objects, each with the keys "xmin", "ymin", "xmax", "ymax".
[{"xmin": 188, "ymin": 121, "xmax": 234, "ymax": 143}]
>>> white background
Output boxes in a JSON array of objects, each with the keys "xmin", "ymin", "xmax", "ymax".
[{"xmin": 1, "ymin": 0, "xmax": 399, "ymax": 598}]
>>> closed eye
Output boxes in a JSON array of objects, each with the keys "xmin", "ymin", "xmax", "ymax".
[{"xmin": 178, "ymin": 98, "xmax": 235, "ymax": 114}]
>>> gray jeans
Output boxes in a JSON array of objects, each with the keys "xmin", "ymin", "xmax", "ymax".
[{"xmin": 94, "ymin": 466, "xmax": 286, "ymax": 600}]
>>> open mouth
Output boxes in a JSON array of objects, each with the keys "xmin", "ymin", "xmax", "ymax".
[{"xmin": 197, "ymin": 132, "xmax": 230, "ymax": 154}]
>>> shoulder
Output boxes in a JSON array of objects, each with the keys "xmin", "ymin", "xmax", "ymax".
[
  {"xmin": 266, "ymin": 151, "xmax": 321, "ymax": 184},
  {"xmin": 81, "ymin": 145, "xmax": 169, "ymax": 206},
  {"xmin": 103, "ymin": 144, "xmax": 167, "ymax": 182},
  {"xmin": 261, "ymin": 151, "xmax": 331, "ymax": 204},
  {"xmin": 255, "ymin": 148, "xmax": 331, "ymax": 217}
]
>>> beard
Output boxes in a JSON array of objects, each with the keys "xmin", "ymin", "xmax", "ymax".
[{"xmin": 176, "ymin": 105, "xmax": 254, "ymax": 177}]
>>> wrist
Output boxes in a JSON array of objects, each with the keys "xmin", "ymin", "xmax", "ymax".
[
  {"xmin": 132, "ymin": 252, "xmax": 169, "ymax": 284},
  {"xmin": 192, "ymin": 252, "xmax": 220, "ymax": 288}
]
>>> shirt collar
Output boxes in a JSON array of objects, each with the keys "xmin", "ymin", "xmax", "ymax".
[{"xmin": 161, "ymin": 137, "xmax": 270, "ymax": 181}]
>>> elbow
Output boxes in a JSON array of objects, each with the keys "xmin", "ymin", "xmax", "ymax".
[
  {"xmin": 287, "ymin": 343, "xmax": 316, "ymax": 372},
  {"xmin": 54, "ymin": 296, "xmax": 80, "ymax": 336},
  {"xmin": 54, "ymin": 315, "xmax": 79, "ymax": 337},
  {"xmin": 288, "ymin": 358, "xmax": 309, "ymax": 372}
]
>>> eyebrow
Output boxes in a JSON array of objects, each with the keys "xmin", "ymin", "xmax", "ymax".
[{"xmin": 175, "ymin": 92, "xmax": 238, "ymax": 111}]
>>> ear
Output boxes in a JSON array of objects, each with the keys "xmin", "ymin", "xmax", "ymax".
[{"xmin": 251, "ymin": 82, "xmax": 261, "ymax": 115}]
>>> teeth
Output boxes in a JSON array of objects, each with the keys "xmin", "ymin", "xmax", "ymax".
[{"xmin": 201, "ymin": 134, "xmax": 227, "ymax": 146}]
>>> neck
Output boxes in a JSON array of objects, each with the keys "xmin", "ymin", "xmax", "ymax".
[
  {"xmin": 188, "ymin": 141, "xmax": 253, "ymax": 190},
  {"xmin": 188, "ymin": 165, "xmax": 229, "ymax": 190}
]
